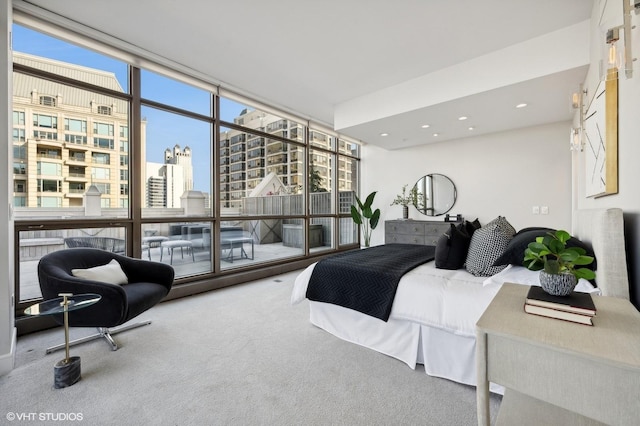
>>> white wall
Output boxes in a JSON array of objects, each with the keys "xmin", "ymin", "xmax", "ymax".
[
  {"xmin": 361, "ymin": 121, "xmax": 573, "ymax": 247},
  {"xmin": 0, "ymin": 0, "xmax": 16, "ymax": 376},
  {"xmin": 573, "ymin": 0, "xmax": 640, "ymax": 308},
  {"xmin": 361, "ymin": 0, "xmax": 640, "ymax": 308}
]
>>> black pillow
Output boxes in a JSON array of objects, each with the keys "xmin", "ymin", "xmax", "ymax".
[
  {"xmin": 435, "ymin": 223, "xmax": 471, "ymax": 270},
  {"xmin": 492, "ymin": 227, "xmax": 597, "ymax": 270},
  {"xmin": 463, "ymin": 219, "xmax": 481, "ymax": 237}
]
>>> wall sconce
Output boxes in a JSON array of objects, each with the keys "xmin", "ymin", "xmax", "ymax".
[
  {"xmin": 570, "ymin": 127, "xmax": 583, "ymax": 152},
  {"xmin": 606, "ymin": 27, "xmax": 622, "ymax": 70},
  {"xmin": 571, "ymin": 92, "xmax": 581, "ymax": 109},
  {"xmin": 604, "ymin": 0, "xmax": 635, "ymax": 79},
  {"xmin": 570, "ymin": 86, "xmax": 586, "ymax": 152}
]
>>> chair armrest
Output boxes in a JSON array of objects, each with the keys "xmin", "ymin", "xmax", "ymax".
[
  {"xmin": 37, "ymin": 266, "xmax": 128, "ymax": 325},
  {"xmin": 114, "ymin": 255, "xmax": 174, "ymax": 292}
]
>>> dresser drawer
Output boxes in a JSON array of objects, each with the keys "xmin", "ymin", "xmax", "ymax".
[
  {"xmin": 385, "ymin": 232, "xmax": 426, "ymax": 245},
  {"xmin": 425, "ymin": 223, "xmax": 450, "ymax": 245},
  {"xmin": 385, "ymin": 220, "xmax": 454, "ymax": 246},
  {"xmin": 386, "ymin": 222, "xmax": 426, "ymax": 236},
  {"xmin": 424, "ymin": 223, "xmax": 450, "ymax": 237}
]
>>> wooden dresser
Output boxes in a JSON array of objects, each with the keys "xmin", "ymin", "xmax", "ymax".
[{"xmin": 385, "ymin": 220, "xmax": 452, "ymax": 246}]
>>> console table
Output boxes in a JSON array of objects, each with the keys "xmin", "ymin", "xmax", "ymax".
[
  {"xmin": 385, "ymin": 220, "xmax": 452, "ymax": 245},
  {"xmin": 476, "ymin": 283, "xmax": 640, "ymax": 426}
]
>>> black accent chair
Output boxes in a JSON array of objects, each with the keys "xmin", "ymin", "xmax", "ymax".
[{"xmin": 37, "ymin": 248, "xmax": 174, "ymax": 353}]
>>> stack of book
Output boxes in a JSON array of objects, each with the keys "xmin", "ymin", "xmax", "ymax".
[{"xmin": 524, "ymin": 285, "xmax": 597, "ymax": 326}]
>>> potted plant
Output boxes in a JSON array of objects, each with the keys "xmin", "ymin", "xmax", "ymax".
[
  {"xmin": 390, "ymin": 184, "xmax": 421, "ymax": 220},
  {"xmin": 350, "ymin": 191, "xmax": 381, "ymax": 247},
  {"xmin": 523, "ymin": 230, "xmax": 596, "ymax": 296}
]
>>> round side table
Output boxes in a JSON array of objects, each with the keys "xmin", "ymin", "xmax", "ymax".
[{"xmin": 25, "ymin": 293, "xmax": 101, "ymax": 388}]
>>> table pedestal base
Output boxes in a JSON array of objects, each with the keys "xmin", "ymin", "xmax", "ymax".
[{"xmin": 54, "ymin": 356, "xmax": 81, "ymax": 389}]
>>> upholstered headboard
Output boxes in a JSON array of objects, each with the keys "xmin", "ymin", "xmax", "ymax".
[{"xmin": 572, "ymin": 208, "xmax": 629, "ymax": 300}]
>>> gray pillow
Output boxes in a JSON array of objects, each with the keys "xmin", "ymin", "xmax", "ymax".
[{"xmin": 465, "ymin": 217, "xmax": 515, "ymax": 277}]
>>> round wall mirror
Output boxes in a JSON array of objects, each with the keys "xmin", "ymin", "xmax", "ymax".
[{"xmin": 412, "ymin": 173, "xmax": 457, "ymax": 216}]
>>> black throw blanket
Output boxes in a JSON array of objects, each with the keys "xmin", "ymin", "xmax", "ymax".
[{"xmin": 306, "ymin": 244, "xmax": 435, "ymax": 321}]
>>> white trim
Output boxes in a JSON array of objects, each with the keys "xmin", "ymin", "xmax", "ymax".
[{"xmin": 0, "ymin": 328, "xmax": 17, "ymax": 376}]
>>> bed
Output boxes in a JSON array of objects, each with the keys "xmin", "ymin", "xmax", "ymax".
[{"xmin": 291, "ymin": 208, "xmax": 630, "ymax": 391}]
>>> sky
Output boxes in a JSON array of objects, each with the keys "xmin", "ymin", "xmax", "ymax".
[{"xmin": 13, "ymin": 24, "xmax": 251, "ymax": 194}]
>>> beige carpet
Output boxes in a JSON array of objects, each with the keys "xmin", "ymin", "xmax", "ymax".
[{"xmin": 1, "ymin": 270, "xmax": 501, "ymax": 425}]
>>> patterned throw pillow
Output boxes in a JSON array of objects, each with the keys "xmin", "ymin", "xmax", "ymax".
[{"xmin": 465, "ymin": 216, "xmax": 515, "ymax": 277}]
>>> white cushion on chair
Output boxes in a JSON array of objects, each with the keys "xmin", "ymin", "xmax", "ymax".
[{"xmin": 72, "ymin": 259, "xmax": 128, "ymax": 285}]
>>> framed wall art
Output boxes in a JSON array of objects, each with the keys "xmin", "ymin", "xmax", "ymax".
[{"xmin": 582, "ymin": 70, "xmax": 618, "ymax": 198}]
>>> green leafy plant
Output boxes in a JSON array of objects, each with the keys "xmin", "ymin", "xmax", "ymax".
[
  {"xmin": 350, "ymin": 191, "xmax": 381, "ymax": 247},
  {"xmin": 523, "ymin": 230, "xmax": 596, "ymax": 280},
  {"xmin": 390, "ymin": 184, "xmax": 421, "ymax": 207}
]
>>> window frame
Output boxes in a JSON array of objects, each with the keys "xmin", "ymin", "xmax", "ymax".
[{"xmin": 10, "ymin": 16, "xmax": 362, "ymax": 323}]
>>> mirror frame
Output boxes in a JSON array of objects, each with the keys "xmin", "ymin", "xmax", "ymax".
[{"xmin": 412, "ymin": 173, "xmax": 457, "ymax": 216}]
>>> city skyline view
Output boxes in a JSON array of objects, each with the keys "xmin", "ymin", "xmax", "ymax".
[
  {"xmin": 12, "ymin": 25, "xmax": 356, "ymax": 215},
  {"xmin": 13, "ymin": 24, "xmax": 263, "ymax": 195}
]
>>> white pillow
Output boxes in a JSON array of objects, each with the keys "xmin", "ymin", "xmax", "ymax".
[
  {"xmin": 72, "ymin": 259, "xmax": 128, "ymax": 285},
  {"xmin": 482, "ymin": 265, "xmax": 599, "ymax": 294}
]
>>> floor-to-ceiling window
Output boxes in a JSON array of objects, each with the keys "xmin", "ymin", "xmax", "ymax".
[{"xmin": 11, "ymin": 19, "xmax": 361, "ymax": 317}]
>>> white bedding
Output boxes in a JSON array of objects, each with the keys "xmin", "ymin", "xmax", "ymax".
[
  {"xmin": 292, "ymin": 261, "xmax": 597, "ymax": 338},
  {"xmin": 292, "ymin": 259, "xmax": 598, "ymax": 390}
]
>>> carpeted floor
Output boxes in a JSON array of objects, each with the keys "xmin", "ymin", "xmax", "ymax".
[{"xmin": 1, "ymin": 270, "xmax": 501, "ymax": 425}]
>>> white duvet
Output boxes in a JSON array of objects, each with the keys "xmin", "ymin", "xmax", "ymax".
[{"xmin": 292, "ymin": 261, "xmax": 598, "ymax": 338}]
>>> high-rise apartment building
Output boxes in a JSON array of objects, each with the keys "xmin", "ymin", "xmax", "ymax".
[
  {"xmin": 220, "ymin": 108, "xmax": 305, "ymax": 208},
  {"xmin": 12, "ymin": 52, "xmax": 133, "ymax": 210},
  {"xmin": 165, "ymin": 145, "xmax": 193, "ymax": 191},
  {"xmin": 145, "ymin": 144, "xmax": 192, "ymax": 208},
  {"xmin": 220, "ymin": 108, "xmax": 355, "ymax": 209}
]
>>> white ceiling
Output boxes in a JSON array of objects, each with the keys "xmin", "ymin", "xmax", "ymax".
[{"xmin": 20, "ymin": 0, "xmax": 594, "ymax": 149}]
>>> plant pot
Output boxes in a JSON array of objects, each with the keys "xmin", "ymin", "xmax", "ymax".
[
  {"xmin": 402, "ymin": 205, "xmax": 409, "ymax": 220},
  {"xmin": 539, "ymin": 271, "xmax": 577, "ymax": 296}
]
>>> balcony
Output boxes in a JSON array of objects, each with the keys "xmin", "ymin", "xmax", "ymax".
[
  {"xmin": 64, "ymin": 192, "xmax": 84, "ymax": 199},
  {"xmin": 247, "ymin": 138, "xmax": 264, "ymax": 149},
  {"xmin": 64, "ymin": 141, "xmax": 89, "ymax": 150},
  {"xmin": 66, "ymin": 156, "xmax": 86, "ymax": 165},
  {"xmin": 65, "ymin": 173, "xmax": 88, "ymax": 182},
  {"xmin": 37, "ymin": 153, "xmax": 62, "ymax": 160}
]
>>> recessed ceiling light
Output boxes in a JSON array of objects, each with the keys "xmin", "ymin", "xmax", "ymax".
[
  {"xmin": 433, "ymin": 133, "xmax": 439, "ymax": 137},
  {"xmin": 421, "ymin": 124, "xmax": 430, "ymax": 128},
  {"xmin": 458, "ymin": 116, "xmax": 468, "ymax": 121},
  {"xmin": 380, "ymin": 132, "xmax": 389, "ymax": 137},
  {"xmin": 468, "ymin": 126, "xmax": 474, "ymax": 131},
  {"xmin": 516, "ymin": 103, "xmax": 528, "ymax": 108}
]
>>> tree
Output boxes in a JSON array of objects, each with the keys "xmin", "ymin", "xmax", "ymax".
[{"xmin": 310, "ymin": 165, "xmax": 327, "ymax": 192}]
